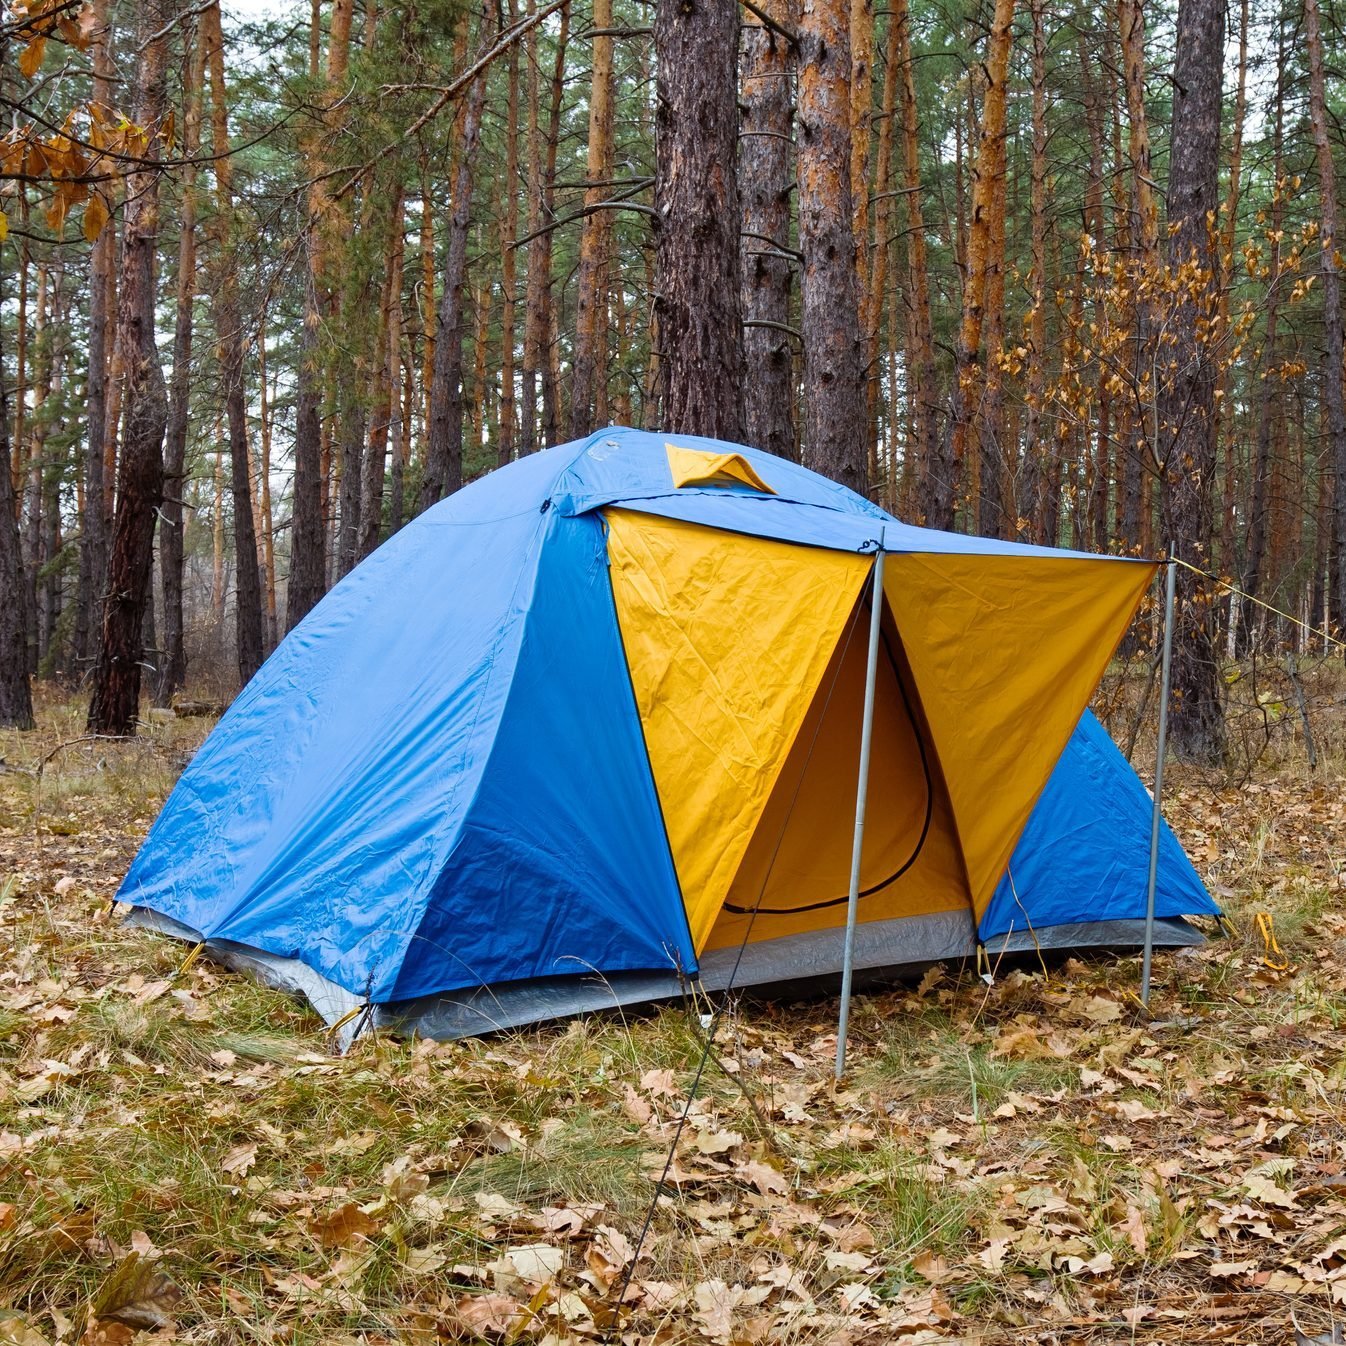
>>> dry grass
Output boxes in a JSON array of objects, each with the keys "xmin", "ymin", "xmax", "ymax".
[{"xmin": 0, "ymin": 672, "xmax": 1344, "ymax": 1343}]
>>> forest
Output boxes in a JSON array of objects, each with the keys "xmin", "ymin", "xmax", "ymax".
[
  {"xmin": 7, "ymin": 5, "xmax": 1346, "ymax": 1343},
  {"xmin": 0, "ymin": 0, "xmax": 1343, "ymax": 747}
]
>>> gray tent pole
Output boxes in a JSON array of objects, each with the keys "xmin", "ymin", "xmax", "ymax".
[
  {"xmin": 836, "ymin": 539, "xmax": 886, "ymax": 1080},
  {"xmin": 1141, "ymin": 553, "xmax": 1177, "ymax": 1007}
]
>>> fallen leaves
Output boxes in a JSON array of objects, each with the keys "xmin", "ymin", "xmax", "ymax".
[{"xmin": 3, "ymin": 693, "xmax": 1346, "ymax": 1344}]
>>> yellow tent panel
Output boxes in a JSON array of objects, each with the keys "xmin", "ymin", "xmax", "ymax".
[
  {"xmin": 704, "ymin": 599, "xmax": 972, "ymax": 953},
  {"xmin": 665, "ymin": 443, "xmax": 775, "ymax": 494},
  {"xmin": 605, "ymin": 508, "xmax": 869, "ymax": 949},
  {"xmin": 882, "ymin": 554, "xmax": 1156, "ymax": 920}
]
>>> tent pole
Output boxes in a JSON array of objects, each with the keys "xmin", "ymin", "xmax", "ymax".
[
  {"xmin": 836, "ymin": 539, "xmax": 886, "ymax": 1081},
  {"xmin": 1141, "ymin": 552, "xmax": 1176, "ymax": 1007}
]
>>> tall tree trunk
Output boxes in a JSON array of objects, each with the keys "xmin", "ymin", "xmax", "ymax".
[
  {"xmin": 1079, "ymin": 38, "xmax": 1110, "ymax": 551},
  {"xmin": 76, "ymin": 0, "xmax": 116, "ymax": 668},
  {"xmin": 88, "ymin": 0, "xmax": 175, "ymax": 737},
  {"xmin": 740, "ymin": 0, "xmax": 796, "ymax": 459},
  {"xmin": 655, "ymin": 0, "xmax": 746, "ymax": 441},
  {"xmin": 257, "ymin": 316, "xmax": 278, "ymax": 648},
  {"xmin": 1117, "ymin": 0, "xmax": 1158, "ymax": 550},
  {"xmin": 202, "ymin": 0, "xmax": 264, "ymax": 685},
  {"xmin": 569, "ymin": 0, "xmax": 615, "ymax": 438},
  {"xmin": 897, "ymin": 0, "xmax": 938, "ymax": 524},
  {"xmin": 0, "ymin": 271, "xmax": 34, "ymax": 727},
  {"xmin": 797, "ymin": 0, "xmax": 865, "ymax": 489},
  {"xmin": 1157, "ymin": 0, "xmax": 1225, "ymax": 764},
  {"xmin": 360, "ymin": 193, "xmax": 405, "ymax": 556},
  {"xmin": 498, "ymin": 12, "xmax": 520, "ymax": 466},
  {"xmin": 1237, "ymin": 12, "xmax": 1284, "ymax": 652},
  {"xmin": 157, "ymin": 15, "xmax": 205, "ymax": 705},
  {"xmin": 522, "ymin": 2, "xmax": 570, "ymax": 452},
  {"xmin": 1214, "ymin": 0, "xmax": 1248, "ymax": 591},
  {"xmin": 1020, "ymin": 0, "xmax": 1048, "ymax": 541},
  {"xmin": 287, "ymin": 0, "xmax": 353, "ymax": 630},
  {"xmin": 419, "ymin": 55, "xmax": 488, "ymax": 510},
  {"xmin": 975, "ymin": 70, "xmax": 1011, "ymax": 541},
  {"xmin": 1306, "ymin": 0, "xmax": 1346, "ymax": 656},
  {"xmin": 867, "ymin": 5, "xmax": 898, "ymax": 482},
  {"xmin": 850, "ymin": 0, "xmax": 874, "ymax": 477},
  {"xmin": 944, "ymin": 0, "xmax": 1015, "ymax": 529}
]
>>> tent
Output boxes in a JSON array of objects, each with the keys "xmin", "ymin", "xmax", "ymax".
[{"xmin": 122, "ymin": 428, "xmax": 1219, "ymax": 1039}]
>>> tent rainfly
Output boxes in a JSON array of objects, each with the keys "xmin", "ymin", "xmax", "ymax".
[{"xmin": 122, "ymin": 429, "xmax": 1219, "ymax": 1041}]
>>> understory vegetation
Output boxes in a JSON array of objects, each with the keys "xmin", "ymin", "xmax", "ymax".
[{"xmin": 1, "ymin": 668, "xmax": 1344, "ymax": 1344}]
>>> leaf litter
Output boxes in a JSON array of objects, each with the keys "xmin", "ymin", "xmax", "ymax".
[{"xmin": 1, "ymin": 688, "xmax": 1346, "ymax": 1342}]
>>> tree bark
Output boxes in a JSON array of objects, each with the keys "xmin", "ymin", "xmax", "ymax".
[
  {"xmin": 652, "ymin": 0, "xmax": 746, "ymax": 443},
  {"xmin": 739, "ymin": 1, "xmax": 796, "ymax": 459},
  {"xmin": 1020, "ymin": 0, "xmax": 1048, "ymax": 542},
  {"xmin": 157, "ymin": 15, "xmax": 206, "ymax": 705},
  {"xmin": 498, "ymin": 11, "xmax": 520, "ymax": 467},
  {"xmin": 944, "ymin": 0, "xmax": 1015, "ymax": 530},
  {"xmin": 569, "ymin": 0, "xmax": 615, "ymax": 438},
  {"xmin": 88, "ymin": 0, "xmax": 175, "ymax": 737},
  {"xmin": 419, "ymin": 56, "xmax": 488, "ymax": 510},
  {"xmin": 1157, "ymin": 0, "xmax": 1225, "ymax": 764},
  {"xmin": 1238, "ymin": 11, "xmax": 1284, "ymax": 652},
  {"xmin": 0, "ymin": 272, "xmax": 34, "ymax": 728},
  {"xmin": 1306, "ymin": 0, "xmax": 1346, "ymax": 656},
  {"xmin": 201, "ymin": 0, "xmax": 264, "ymax": 685},
  {"xmin": 896, "ymin": 0, "xmax": 938, "ymax": 524},
  {"xmin": 76, "ymin": 0, "xmax": 116, "ymax": 669},
  {"xmin": 287, "ymin": 0, "xmax": 353, "ymax": 630},
  {"xmin": 797, "ymin": 0, "xmax": 865, "ymax": 490},
  {"xmin": 1117, "ymin": 0, "xmax": 1158, "ymax": 550},
  {"xmin": 522, "ymin": 1, "xmax": 569, "ymax": 453},
  {"xmin": 360, "ymin": 192, "xmax": 404, "ymax": 557}
]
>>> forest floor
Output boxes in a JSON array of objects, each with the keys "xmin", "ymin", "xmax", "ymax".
[{"xmin": 1, "ymin": 671, "xmax": 1345, "ymax": 1346}]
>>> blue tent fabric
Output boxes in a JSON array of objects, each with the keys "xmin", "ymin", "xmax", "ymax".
[
  {"xmin": 979, "ymin": 710, "xmax": 1219, "ymax": 941},
  {"xmin": 119, "ymin": 426, "xmax": 1214, "ymax": 1015},
  {"xmin": 388, "ymin": 509, "xmax": 692, "ymax": 1001}
]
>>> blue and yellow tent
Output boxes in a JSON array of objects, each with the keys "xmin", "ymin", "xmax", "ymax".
[{"xmin": 122, "ymin": 429, "xmax": 1218, "ymax": 1037}]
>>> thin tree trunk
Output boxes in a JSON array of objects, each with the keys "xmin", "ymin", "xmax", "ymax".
[
  {"xmin": 287, "ymin": 0, "xmax": 353, "ymax": 630},
  {"xmin": 419, "ymin": 51, "xmax": 488, "ymax": 510},
  {"xmin": 88, "ymin": 0, "xmax": 175, "ymax": 737},
  {"xmin": 897, "ymin": 0, "xmax": 938, "ymax": 524},
  {"xmin": 569, "ymin": 0, "xmax": 615, "ymax": 438},
  {"xmin": 0, "ymin": 271, "xmax": 34, "ymax": 727},
  {"xmin": 1117, "ymin": 0, "xmax": 1158, "ymax": 550},
  {"xmin": 1020, "ymin": 0, "xmax": 1048, "ymax": 541},
  {"xmin": 76, "ymin": 0, "xmax": 116, "ymax": 668},
  {"xmin": 1238, "ymin": 13, "xmax": 1284, "ymax": 652},
  {"xmin": 655, "ymin": 0, "xmax": 746, "ymax": 441},
  {"xmin": 498, "ymin": 11, "xmax": 520, "ymax": 466},
  {"xmin": 945, "ymin": 0, "xmax": 1015, "ymax": 529},
  {"xmin": 522, "ymin": 2, "xmax": 569, "ymax": 451},
  {"xmin": 360, "ymin": 192, "xmax": 404, "ymax": 556},
  {"xmin": 797, "ymin": 0, "xmax": 866, "ymax": 490},
  {"xmin": 1215, "ymin": 0, "xmax": 1248, "ymax": 590},
  {"xmin": 157, "ymin": 17, "xmax": 205, "ymax": 705},
  {"xmin": 740, "ymin": 0, "xmax": 796, "ymax": 459},
  {"xmin": 866, "ymin": 6, "xmax": 898, "ymax": 477},
  {"xmin": 201, "ymin": 0, "xmax": 264, "ymax": 685},
  {"xmin": 851, "ymin": 0, "xmax": 874, "ymax": 477},
  {"xmin": 256, "ymin": 316, "xmax": 278, "ymax": 649}
]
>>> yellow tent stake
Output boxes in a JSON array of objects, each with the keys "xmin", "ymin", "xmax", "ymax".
[
  {"xmin": 328, "ymin": 1004, "xmax": 367, "ymax": 1034},
  {"xmin": 176, "ymin": 942, "xmax": 205, "ymax": 976},
  {"xmin": 1254, "ymin": 912, "xmax": 1289, "ymax": 971}
]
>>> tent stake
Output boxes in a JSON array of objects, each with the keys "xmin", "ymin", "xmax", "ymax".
[
  {"xmin": 836, "ymin": 539, "xmax": 886, "ymax": 1080},
  {"xmin": 1141, "ymin": 553, "xmax": 1176, "ymax": 1007}
]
